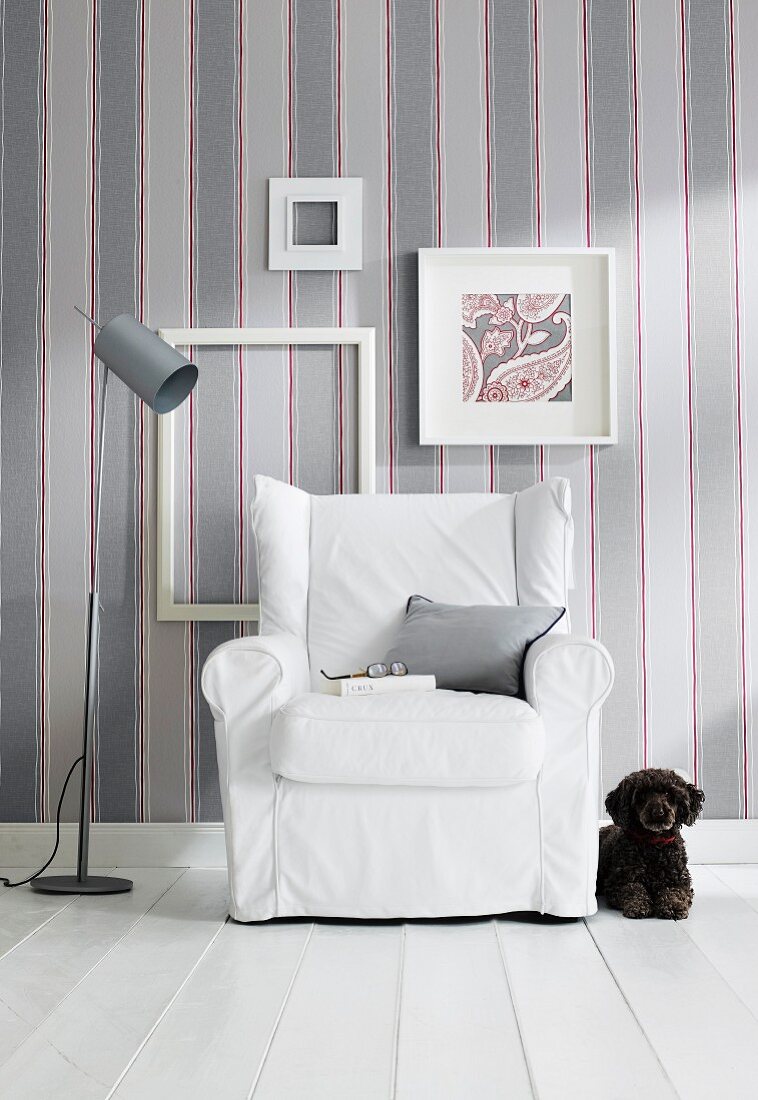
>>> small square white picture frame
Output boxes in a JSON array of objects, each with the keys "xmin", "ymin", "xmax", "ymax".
[{"xmin": 269, "ymin": 177, "xmax": 363, "ymax": 270}]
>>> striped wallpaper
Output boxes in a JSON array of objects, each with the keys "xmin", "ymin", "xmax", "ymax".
[{"xmin": 0, "ymin": 0, "xmax": 755, "ymax": 823}]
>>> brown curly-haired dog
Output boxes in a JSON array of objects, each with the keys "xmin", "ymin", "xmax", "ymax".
[{"xmin": 597, "ymin": 768, "xmax": 704, "ymax": 919}]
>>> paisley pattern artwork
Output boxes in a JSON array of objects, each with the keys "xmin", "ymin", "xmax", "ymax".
[
  {"xmin": 462, "ymin": 332, "xmax": 482, "ymax": 403},
  {"xmin": 461, "ymin": 292, "xmax": 572, "ymax": 403}
]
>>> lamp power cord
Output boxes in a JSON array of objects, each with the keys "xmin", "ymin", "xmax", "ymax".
[{"xmin": 1, "ymin": 755, "xmax": 84, "ymax": 888}]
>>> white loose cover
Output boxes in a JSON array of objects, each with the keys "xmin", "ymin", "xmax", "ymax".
[
  {"xmin": 271, "ymin": 690, "xmax": 544, "ymax": 786},
  {"xmin": 202, "ymin": 476, "xmax": 613, "ymax": 921},
  {"xmin": 252, "ymin": 475, "xmax": 573, "ymax": 689}
]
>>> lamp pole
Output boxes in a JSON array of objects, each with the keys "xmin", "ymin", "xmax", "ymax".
[
  {"xmin": 27, "ymin": 308, "xmax": 196, "ymax": 895},
  {"xmin": 32, "ymin": 312, "xmax": 132, "ymax": 893},
  {"xmin": 76, "ymin": 351, "xmax": 114, "ymax": 884}
]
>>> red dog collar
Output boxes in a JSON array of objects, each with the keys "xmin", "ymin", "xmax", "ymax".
[{"xmin": 623, "ymin": 827, "xmax": 677, "ymax": 846}]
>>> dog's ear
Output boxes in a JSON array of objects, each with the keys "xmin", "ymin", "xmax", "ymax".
[
  {"xmin": 605, "ymin": 775, "xmax": 636, "ymax": 827},
  {"xmin": 679, "ymin": 782, "xmax": 705, "ymax": 827}
]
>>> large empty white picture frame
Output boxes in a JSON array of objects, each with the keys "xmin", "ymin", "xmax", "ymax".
[{"xmin": 157, "ymin": 326, "xmax": 376, "ymax": 622}]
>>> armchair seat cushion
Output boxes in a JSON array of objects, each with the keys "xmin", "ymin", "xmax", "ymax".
[{"xmin": 270, "ymin": 690, "xmax": 544, "ymax": 787}]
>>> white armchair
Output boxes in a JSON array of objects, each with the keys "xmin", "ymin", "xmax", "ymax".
[{"xmin": 202, "ymin": 475, "xmax": 613, "ymax": 922}]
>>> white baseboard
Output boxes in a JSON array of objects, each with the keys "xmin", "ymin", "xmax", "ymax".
[
  {"xmin": 1, "ymin": 819, "xmax": 756, "ymax": 870},
  {"xmin": 0, "ymin": 823, "xmax": 227, "ymax": 869}
]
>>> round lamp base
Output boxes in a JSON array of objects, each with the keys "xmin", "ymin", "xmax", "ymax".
[{"xmin": 29, "ymin": 875, "xmax": 133, "ymax": 895}]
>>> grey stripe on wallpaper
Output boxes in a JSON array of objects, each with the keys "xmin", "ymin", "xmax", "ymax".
[
  {"xmin": 390, "ymin": 0, "xmax": 437, "ymax": 494},
  {"xmin": 685, "ymin": 0, "xmax": 743, "ymax": 815},
  {"xmin": 489, "ymin": 0, "xmax": 542, "ymax": 494},
  {"xmin": 291, "ymin": 0, "xmax": 343, "ymax": 497},
  {"xmin": 0, "ymin": 0, "xmax": 754, "ymax": 822},
  {"xmin": 189, "ymin": 0, "xmax": 240, "ymax": 823},
  {"xmin": 0, "ymin": 0, "xmax": 44, "ymax": 822},
  {"xmin": 585, "ymin": 0, "xmax": 644, "ymax": 804},
  {"xmin": 93, "ymin": 0, "xmax": 142, "ymax": 823}
]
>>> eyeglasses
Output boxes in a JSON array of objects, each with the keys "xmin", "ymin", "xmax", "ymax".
[{"xmin": 321, "ymin": 661, "xmax": 408, "ymax": 681}]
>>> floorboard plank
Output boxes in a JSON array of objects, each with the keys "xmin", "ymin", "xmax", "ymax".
[
  {"xmin": 0, "ymin": 867, "xmax": 182, "ymax": 1069},
  {"xmin": 394, "ymin": 921, "xmax": 533, "ymax": 1100},
  {"xmin": 0, "ymin": 869, "xmax": 227, "ymax": 1099},
  {"xmin": 111, "ymin": 919, "xmax": 312, "ymax": 1100},
  {"xmin": 587, "ymin": 899, "xmax": 758, "ymax": 1098},
  {"xmin": 0, "ymin": 868, "xmax": 109, "ymax": 962},
  {"xmin": 0, "ymin": 868, "xmax": 110, "ymax": 1072},
  {"xmin": 496, "ymin": 917, "xmax": 676, "ymax": 1100},
  {"xmin": 679, "ymin": 866, "xmax": 758, "ymax": 1020},
  {"xmin": 252, "ymin": 923, "xmax": 402, "ymax": 1100},
  {"xmin": 710, "ymin": 864, "xmax": 758, "ymax": 914}
]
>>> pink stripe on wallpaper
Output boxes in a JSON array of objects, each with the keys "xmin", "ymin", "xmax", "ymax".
[
  {"xmin": 580, "ymin": 0, "xmax": 597, "ymax": 641},
  {"xmin": 630, "ymin": 0, "xmax": 649, "ymax": 767},
  {"xmin": 532, "ymin": 0, "xmax": 542, "ymax": 248},
  {"xmin": 532, "ymin": 0, "xmax": 544, "ymax": 485},
  {"xmin": 138, "ymin": 0, "xmax": 147, "ymax": 822},
  {"xmin": 434, "ymin": 0, "xmax": 444, "ymax": 494},
  {"xmin": 481, "ymin": 0, "xmax": 495, "ymax": 493},
  {"xmin": 384, "ymin": 0, "xmax": 395, "ymax": 492},
  {"xmin": 39, "ymin": 0, "xmax": 50, "ymax": 819},
  {"xmin": 678, "ymin": 0, "xmax": 699, "ymax": 786},
  {"xmin": 88, "ymin": 0, "xmax": 98, "ymax": 822},
  {"xmin": 237, "ymin": 0, "xmax": 245, "ymax": 615},
  {"xmin": 734, "ymin": 0, "xmax": 758, "ymax": 821},
  {"xmin": 727, "ymin": 0, "xmax": 749, "ymax": 818},
  {"xmin": 187, "ymin": 0, "xmax": 197, "ymax": 823},
  {"xmin": 336, "ymin": 0, "xmax": 346, "ymax": 494},
  {"xmin": 482, "ymin": 0, "xmax": 492, "ymax": 250},
  {"xmin": 433, "ymin": 0, "xmax": 443, "ymax": 251},
  {"xmin": 286, "ymin": 0, "xmax": 295, "ymax": 487}
]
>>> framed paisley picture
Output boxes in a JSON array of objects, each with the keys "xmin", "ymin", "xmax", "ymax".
[{"xmin": 418, "ymin": 248, "xmax": 616, "ymax": 445}]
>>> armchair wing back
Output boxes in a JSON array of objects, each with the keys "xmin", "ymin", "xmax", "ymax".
[{"xmin": 252, "ymin": 474, "xmax": 573, "ymax": 688}]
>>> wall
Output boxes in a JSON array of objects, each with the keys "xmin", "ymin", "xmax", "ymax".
[{"xmin": 1, "ymin": 0, "xmax": 756, "ymax": 822}]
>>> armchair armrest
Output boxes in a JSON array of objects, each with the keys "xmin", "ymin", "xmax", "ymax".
[
  {"xmin": 523, "ymin": 633, "xmax": 614, "ymax": 917},
  {"xmin": 201, "ymin": 632, "xmax": 309, "ymax": 921},
  {"xmin": 201, "ymin": 631, "xmax": 310, "ymax": 723},
  {"xmin": 524, "ymin": 633, "xmax": 614, "ymax": 722}
]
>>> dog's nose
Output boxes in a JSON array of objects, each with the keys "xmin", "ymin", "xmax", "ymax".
[{"xmin": 651, "ymin": 807, "xmax": 665, "ymax": 819}]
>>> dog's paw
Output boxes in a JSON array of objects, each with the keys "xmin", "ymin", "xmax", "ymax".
[
  {"xmin": 655, "ymin": 887, "xmax": 692, "ymax": 920},
  {"xmin": 655, "ymin": 904, "xmax": 689, "ymax": 920},
  {"xmin": 615, "ymin": 883, "xmax": 653, "ymax": 919},
  {"xmin": 622, "ymin": 899, "xmax": 653, "ymax": 919}
]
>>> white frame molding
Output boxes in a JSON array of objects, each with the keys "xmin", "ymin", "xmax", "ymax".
[
  {"xmin": 157, "ymin": 326, "xmax": 376, "ymax": 622},
  {"xmin": 418, "ymin": 247, "xmax": 617, "ymax": 445},
  {"xmin": 269, "ymin": 177, "xmax": 363, "ymax": 270}
]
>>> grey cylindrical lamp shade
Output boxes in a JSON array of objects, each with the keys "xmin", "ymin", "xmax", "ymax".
[{"xmin": 94, "ymin": 315, "xmax": 197, "ymax": 413}]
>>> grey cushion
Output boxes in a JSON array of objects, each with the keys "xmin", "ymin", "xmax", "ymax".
[{"xmin": 385, "ymin": 596, "xmax": 565, "ymax": 696}]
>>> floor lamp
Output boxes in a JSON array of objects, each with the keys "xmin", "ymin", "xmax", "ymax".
[{"xmin": 29, "ymin": 312, "xmax": 197, "ymax": 895}]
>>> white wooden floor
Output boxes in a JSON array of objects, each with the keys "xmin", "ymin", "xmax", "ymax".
[{"xmin": 1, "ymin": 866, "xmax": 757, "ymax": 1099}]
